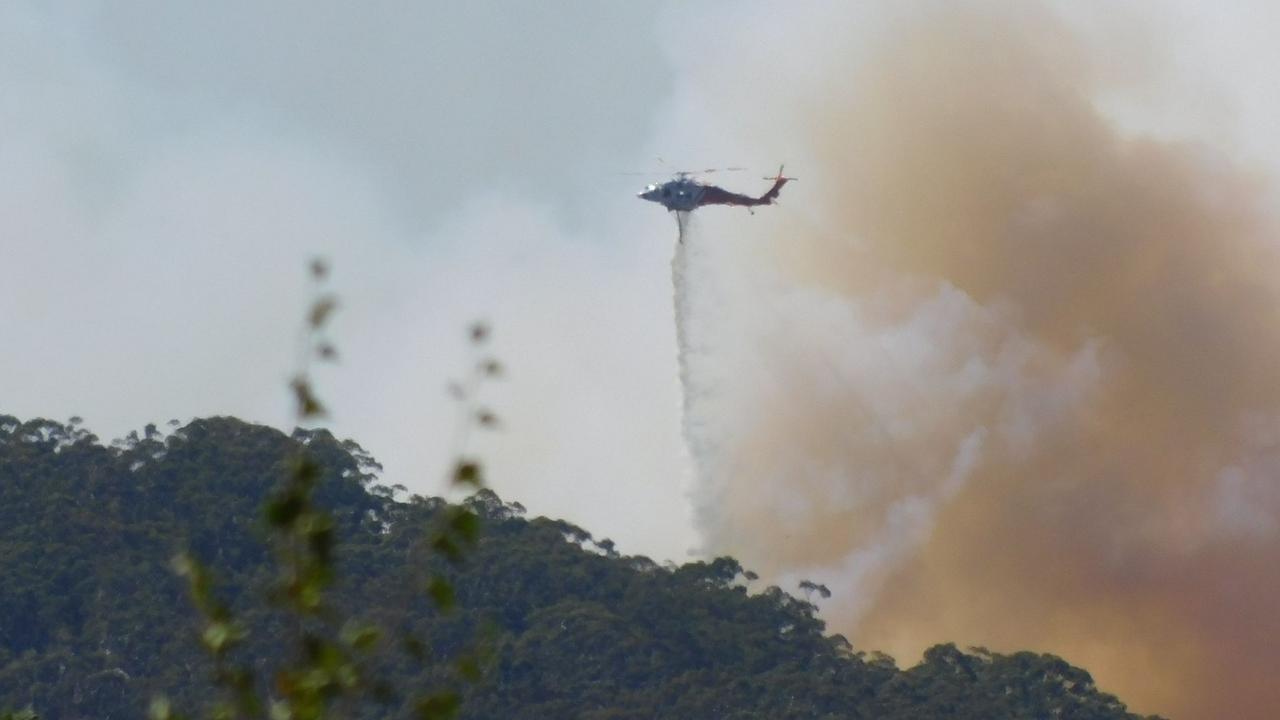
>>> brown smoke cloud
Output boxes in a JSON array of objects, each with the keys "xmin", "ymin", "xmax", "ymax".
[{"xmin": 671, "ymin": 3, "xmax": 1280, "ymax": 718}]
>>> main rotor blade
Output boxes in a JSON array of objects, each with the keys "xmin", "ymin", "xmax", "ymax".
[{"xmin": 615, "ymin": 165, "xmax": 751, "ymax": 177}]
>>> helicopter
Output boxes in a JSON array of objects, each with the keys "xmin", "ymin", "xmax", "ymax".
[{"xmin": 637, "ymin": 165, "xmax": 795, "ymax": 213}]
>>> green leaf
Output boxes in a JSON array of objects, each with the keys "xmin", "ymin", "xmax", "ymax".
[
  {"xmin": 292, "ymin": 455, "xmax": 322, "ymax": 484},
  {"xmin": 341, "ymin": 622, "xmax": 381, "ymax": 652},
  {"xmin": 299, "ymin": 666, "xmax": 333, "ymax": 693},
  {"xmin": 201, "ymin": 621, "xmax": 243, "ymax": 653},
  {"xmin": 290, "ymin": 378, "xmax": 326, "ymax": 419},
  {"xmin": 480, "ymin": 358, "xmax": 502, "ymax": 377},
  {"xmin": 427, "ymin": 576, "xmax": 456, "ymax": 611},
  {"xmin": 170, "ymin": 553, "xmax": 197, "ymax": 579},
  {"xmin": 308, "ymin": 295, "xmax": 339, "ymax": 329},
  {"xmin": 457, "ymin": 655, "xmax": 483, "ymax": 683},
  {"xmin": 308, "ymin": 257, "xmax": 329, "ymax": 280},
  {"xmin": 303, "ymin": 514, "xmax": 335, "ymax": 563},
  {"xmin": 416, "ymin": 693, "xmax": 461, "ymax": 720},
  {"xmin": 147, "ymin": 696, "xmax": 172, "ymax": 720},
  {"xmin": 401, "ymin": 636, "xmax": 427, "ymax": 661},
  {"xmin": 336, "ymin": 662, "xmax": 359, "ymax": 689},
  {"xmin": 298, "ymin": 579, "xmax": 326, "ymax": 611},
  {"xmin": 451, "ymin": 460, "xmax": 482, "ymax": 488},
  {"xmin": 265, "ymin": 494, "xmax": 305, "ymax": 527},
  {"xmin": 450, "ymin": 509, "xmax": 481, "ymax": 543},
  {"xmin": 431, "ymin": 534, "xmax": 462, "ymax": 563}
]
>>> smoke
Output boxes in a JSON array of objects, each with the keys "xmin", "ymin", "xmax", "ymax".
[{"xmin": 665, "ymin": 2, "xmax": 1280, "ymax": 718}]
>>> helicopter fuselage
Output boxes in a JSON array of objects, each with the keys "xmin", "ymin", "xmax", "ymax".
[
  {"xmin": 638, "ymin": 178, "xmax": 708, "ymax": 212},
  {"xmin": 638, "ymin": 167, "xmax": 791, "ymax": 214}
]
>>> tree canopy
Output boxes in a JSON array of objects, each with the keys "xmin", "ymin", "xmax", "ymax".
[{"xmin": 0, "ymin": 414, "xmax": 1162, "ymax": 719}]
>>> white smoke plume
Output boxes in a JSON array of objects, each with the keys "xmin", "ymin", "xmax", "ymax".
[{"xmin": 662, "ymin": 2, "xmax": 1280, "ymax": 718}]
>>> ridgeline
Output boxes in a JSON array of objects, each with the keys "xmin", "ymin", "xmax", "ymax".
[{"xmin": 0, "ymin": 414, "xmax": 1161, "ymax": 719}]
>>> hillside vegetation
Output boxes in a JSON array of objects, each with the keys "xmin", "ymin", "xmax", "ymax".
[{"xmin": 0, "ymin": 414, "xmax": 1161, "ymax": 719}]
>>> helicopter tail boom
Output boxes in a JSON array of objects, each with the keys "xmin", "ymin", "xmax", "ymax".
[
  {"xmin": 757, "ymin": 165, "xmax": 793, "ymax": 205},
  {"xmin": 698, "ymin": 165, "xmax": 793, "ymax": 209}
]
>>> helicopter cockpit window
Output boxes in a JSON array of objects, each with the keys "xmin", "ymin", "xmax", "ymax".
[{"xmin": 645, "ymin": 184, "xmax": 657, "ymax": 192}]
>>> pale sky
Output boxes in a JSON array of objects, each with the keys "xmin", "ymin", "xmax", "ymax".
[{"xmin": 2, "ymin": 1, "xmax": 704, "ymax": 560}]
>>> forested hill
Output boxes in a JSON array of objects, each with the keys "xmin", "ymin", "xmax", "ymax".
[{"xmin": 0, "ymin": 414, "xmax": 1161, "ymax": 719}]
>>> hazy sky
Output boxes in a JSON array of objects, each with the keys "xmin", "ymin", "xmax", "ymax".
[{"xmin": 2, "ymin": 0, "xmax": 703, "ymax": 559}]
